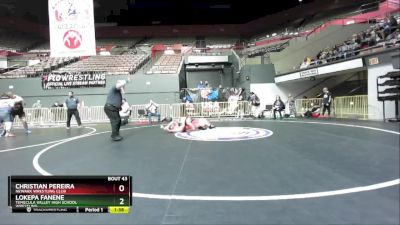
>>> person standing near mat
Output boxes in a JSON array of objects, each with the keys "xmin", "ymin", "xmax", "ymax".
[
  {"xmin": 286, "ymin": 93, "xmax": 296, "ymax": 117},
  {"xmin": 104, "ymin": 78, "xmax": 131, "ymax": 141},
  {"xmin": 64, "ymin": 91, "xmax": 82, "ymax": 129},
  {"xmin": 248, "ymin": 92, "xmax": 261, "ymax": 118},
  {"xmin": 322, "ymin": 87, "xmax": 332, "ymax": 117},
  {"xmin": 11, "ymin": 93, "xmax": 31, "ymax": 134},
  {"xmin": 0, "ymin": 92, "xmax": 23, "ymax": 137},
  {"xmin": 119, "ymin": 98, "xmax": 131, "ymax": 126}
]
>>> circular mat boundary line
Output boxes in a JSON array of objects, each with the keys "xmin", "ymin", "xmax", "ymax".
[
  {"xmin": 31, "ymin": 121, "xmax": 400, "ymax": 201},
  {"xmin": 132, "ymin": 179, "xmax": 400, "ymax": 201},
  {"xmin": 0, "ymin": 127, "xmax": 97, "ymax": 153}
]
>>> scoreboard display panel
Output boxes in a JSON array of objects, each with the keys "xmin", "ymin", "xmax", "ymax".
[{"xmin": 8, "ymin": 176, "xmax": 132, "ymax": 214}]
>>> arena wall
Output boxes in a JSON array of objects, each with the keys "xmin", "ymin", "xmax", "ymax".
[{"xmin": 0, "ymin": 71, "xmax": 180, "ymax": 107}]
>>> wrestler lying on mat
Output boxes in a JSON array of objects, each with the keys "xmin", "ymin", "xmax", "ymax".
[{"xmin": 161, "ymin": 117, "xmax": 215, "ymax": 133}]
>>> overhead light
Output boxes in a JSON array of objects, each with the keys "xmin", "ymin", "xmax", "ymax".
[
  {"xmin": 299, "ymin": 0, "xmax": 303, "ymax": 2},
  {"xmin": 272, "ymin": 33, "xmax": 277, "ymax": 37}
]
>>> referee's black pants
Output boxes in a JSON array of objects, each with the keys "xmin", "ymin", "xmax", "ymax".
[
  {"xmin": 322, "ymin": 104, "xmax": 331, "ymax": 116},
  {"xmin": 104, "ymin": 104, "xmax": 121, "ymax": 138},
  {"xmin": 67, "ymin": 109, "xmax": 82, "ymax": 127}
]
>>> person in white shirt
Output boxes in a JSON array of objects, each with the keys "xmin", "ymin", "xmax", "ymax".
[
  {"xmin": 0, "ymin": 92, "xmax": 23, "ymax": 137},
  {"xmin": 119, "ymin": 98, "xmax": 131, "ymax": 126},
  {"xmin": 145, "ymin": 100, "xmax": 160, "ymax": 124},
  {"xmin": 32, "ymin": 99, "xmax": 42, "ymax": 121},
  {"xmin": 300, "ymin": 57, "xmax": 310, "ymax": 69},
  {"xmin": 227, "ymin": 88, "xmax": 239, "ymax": 114}
]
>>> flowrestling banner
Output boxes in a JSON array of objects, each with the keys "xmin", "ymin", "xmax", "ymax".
[
  {"xmin": 42, "ymin": 73, "xmax": 106, "ymax": 89},
  {"xmin": 48, "ymin": 0, "xmax": 96, "ymax": 57}
]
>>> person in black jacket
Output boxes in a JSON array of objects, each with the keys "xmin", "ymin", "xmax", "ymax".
[
  {"xmin": 104, "ymin": 78, "xmax": 131, "ymax": 141},
  {"xmin": 273, "ymin": 95, "xmax": 285, "ymax": 120},
  {"xmin": 248, "ymin": 92, "xmax": 261, "ymax": 118},
  {"xmin": 322, "ymin": 87, "xmax": 332, "ymax": 116}
]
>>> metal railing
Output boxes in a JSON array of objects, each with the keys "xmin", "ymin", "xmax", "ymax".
[
  {"xmin": 295, "ymin": 95, "xmax": 369, "ymax": 119},
  {"xmin": 334, "ymin": 95, "xmax": 369, "ymax": 119},
  {"xmin": 13, "ymin": 101, "xmax": 251, "ymax": 127},
  {"xmin": 11, "ymin": 95, "xmax": 369, "ymax": 127}
]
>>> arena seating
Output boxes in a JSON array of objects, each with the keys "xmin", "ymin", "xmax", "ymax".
[
  {"xmin": 56, "ymin": 54, "xmax": 150, "ymax": 74},
  {"xmin": 144, "ymin": 37, "xmax": 195, "ymax": 45},
  {"xmin": 29, "ymin": 38, "xmax": 142, "ymax": 53},
  {"xmin": 1, "ymin": 57, "xmax": 78, "ymax": 78},
  {"xmin": 205, "ymin": 37, "xmax": 239, "ymax": 49},
  {"xmin": 245, "ymin": 40, "xmax": 290, "ymax": 57},
  {"xmin": 28, "ymin": 42, "xmax": 50, "ymax": 53},
  {"xmin": 146, "ymin": 54, "xmax": 182, "ymax": 74},
  {"xmin": 0, "ymin": 29, "xmax": 43, "ymax": 52},
  {"xmin": 298, "ymin": 16, "xmax": 400, "ymax": 69},
  {"xmin": 95, "ymin": 38, "xmax": 141, "ymax": 47}
]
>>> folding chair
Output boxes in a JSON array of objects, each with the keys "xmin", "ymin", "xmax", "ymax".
[
  {"xmin": 261, "ymin": 105, "xmax": 273, "ymax": 119},
  {"xmin": 137, "ymin": 109, "xmax": 147, "ymax": 122}
]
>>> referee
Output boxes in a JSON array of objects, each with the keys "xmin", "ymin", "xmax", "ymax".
[
  {"xmin": 65, "ymin": 91, "xmax": 82, "ymax": 129},
  {"xmin": 104, "ymin": 78, "xmax": 130, "ymax": 141},
  {"xmin": 322, "ymin": 87, "xmax": 332, "ymax": 116}
]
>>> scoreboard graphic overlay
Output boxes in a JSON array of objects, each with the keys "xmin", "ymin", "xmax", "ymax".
[{"xmin": 8, "ymin": 176, "xmax": 132, "ymax": 213}]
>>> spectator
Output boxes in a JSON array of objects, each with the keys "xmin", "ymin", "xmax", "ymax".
[
  {"xmin": 183, "ymin": 94, "xmax": 193, "ymax": 103},
  {"xmin": 207, "ymin": 88, "xmax": 219, "ymax": 102},
  {"xmin": 248, "ymin": 92, "xmax": 261, "ymax": 118},
  {"xmin": 300, "ymin": 57, "xmax": 310, "ymax": 69},
  {"xmin": 286, "ymin": 93, "xmax": 296, "ymax": 117},
  {"xmin": 119, "ymin": 98, "xmax": 131, "ymax": 126},
  {"xmin": 368, "ymin": 31, "xmax": 377, "ymax": 47},
  {"xmin": 104, "ymin": 78, "xmax": 131, "ymax": 141},
  {"xmin": 32, "ymin": 99, "xmax": 42, "ymax": 108},
  {"xmin": 295, "ymin": 15, "xmax": 400, "ymax": 70},
  {"xmin": 0, "ymin": 92, "xmax": 23, "ymax": 137},
  {"xmin": 52, "ymin": 101, "xmax": 63, "ymax": 107},
  {"xmin": 228, "ymin": 88, "xmax": 239, "ymax": 114},
  {"xmin": 238, "ymin": 88, "xmax": 246, "ymax": 101},
  {"xmin": 197, "ymin": 81, "xmax": 204, "ymax": 89},
  {"xmin": 50, "ymin": 101, "xmax": 63, "ymax": 123},
  {"xmin": 32, "ymin": 99, "xmax": 42, "ymax": 120},
  {"xmin": 64, "ymin": 91, "xmax": 82, "ymax": 129},
  {"xmin": 217, "ymin": 85, "xmax": 226, "ymax": 102},
  {"xmin": 204, "ymin": 81, "xmax": 209, "ymax": 88},
  {"xmin": 146, "ymin": 100, "xmax": 161, "ymax": 124},
  {"xmin": 11, "ymin": 93, "xmax": 31, "ymax": 134},
  {"xmin": 322, "ymin": 87, "xmax": 332, "ymax": 117},
  {"xmin": 223, "ymin": 87, "xmax": 231, "ymax": 102},
  {"xmin": 389, "ymin": 15, "xmax": 398, "ymax": 28},
  {"xmin": 273, "ymin": 95, "xmax": 285, "ymax": 120}
]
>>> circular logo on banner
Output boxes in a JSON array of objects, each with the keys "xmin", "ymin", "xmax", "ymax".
[
  {"xmin": 175, "ymin": 127, "xmax": 273, "ymax": 142},
  {"xmin": 63, "ymin": 30, "xmax": 82, "ymax": 49}
]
